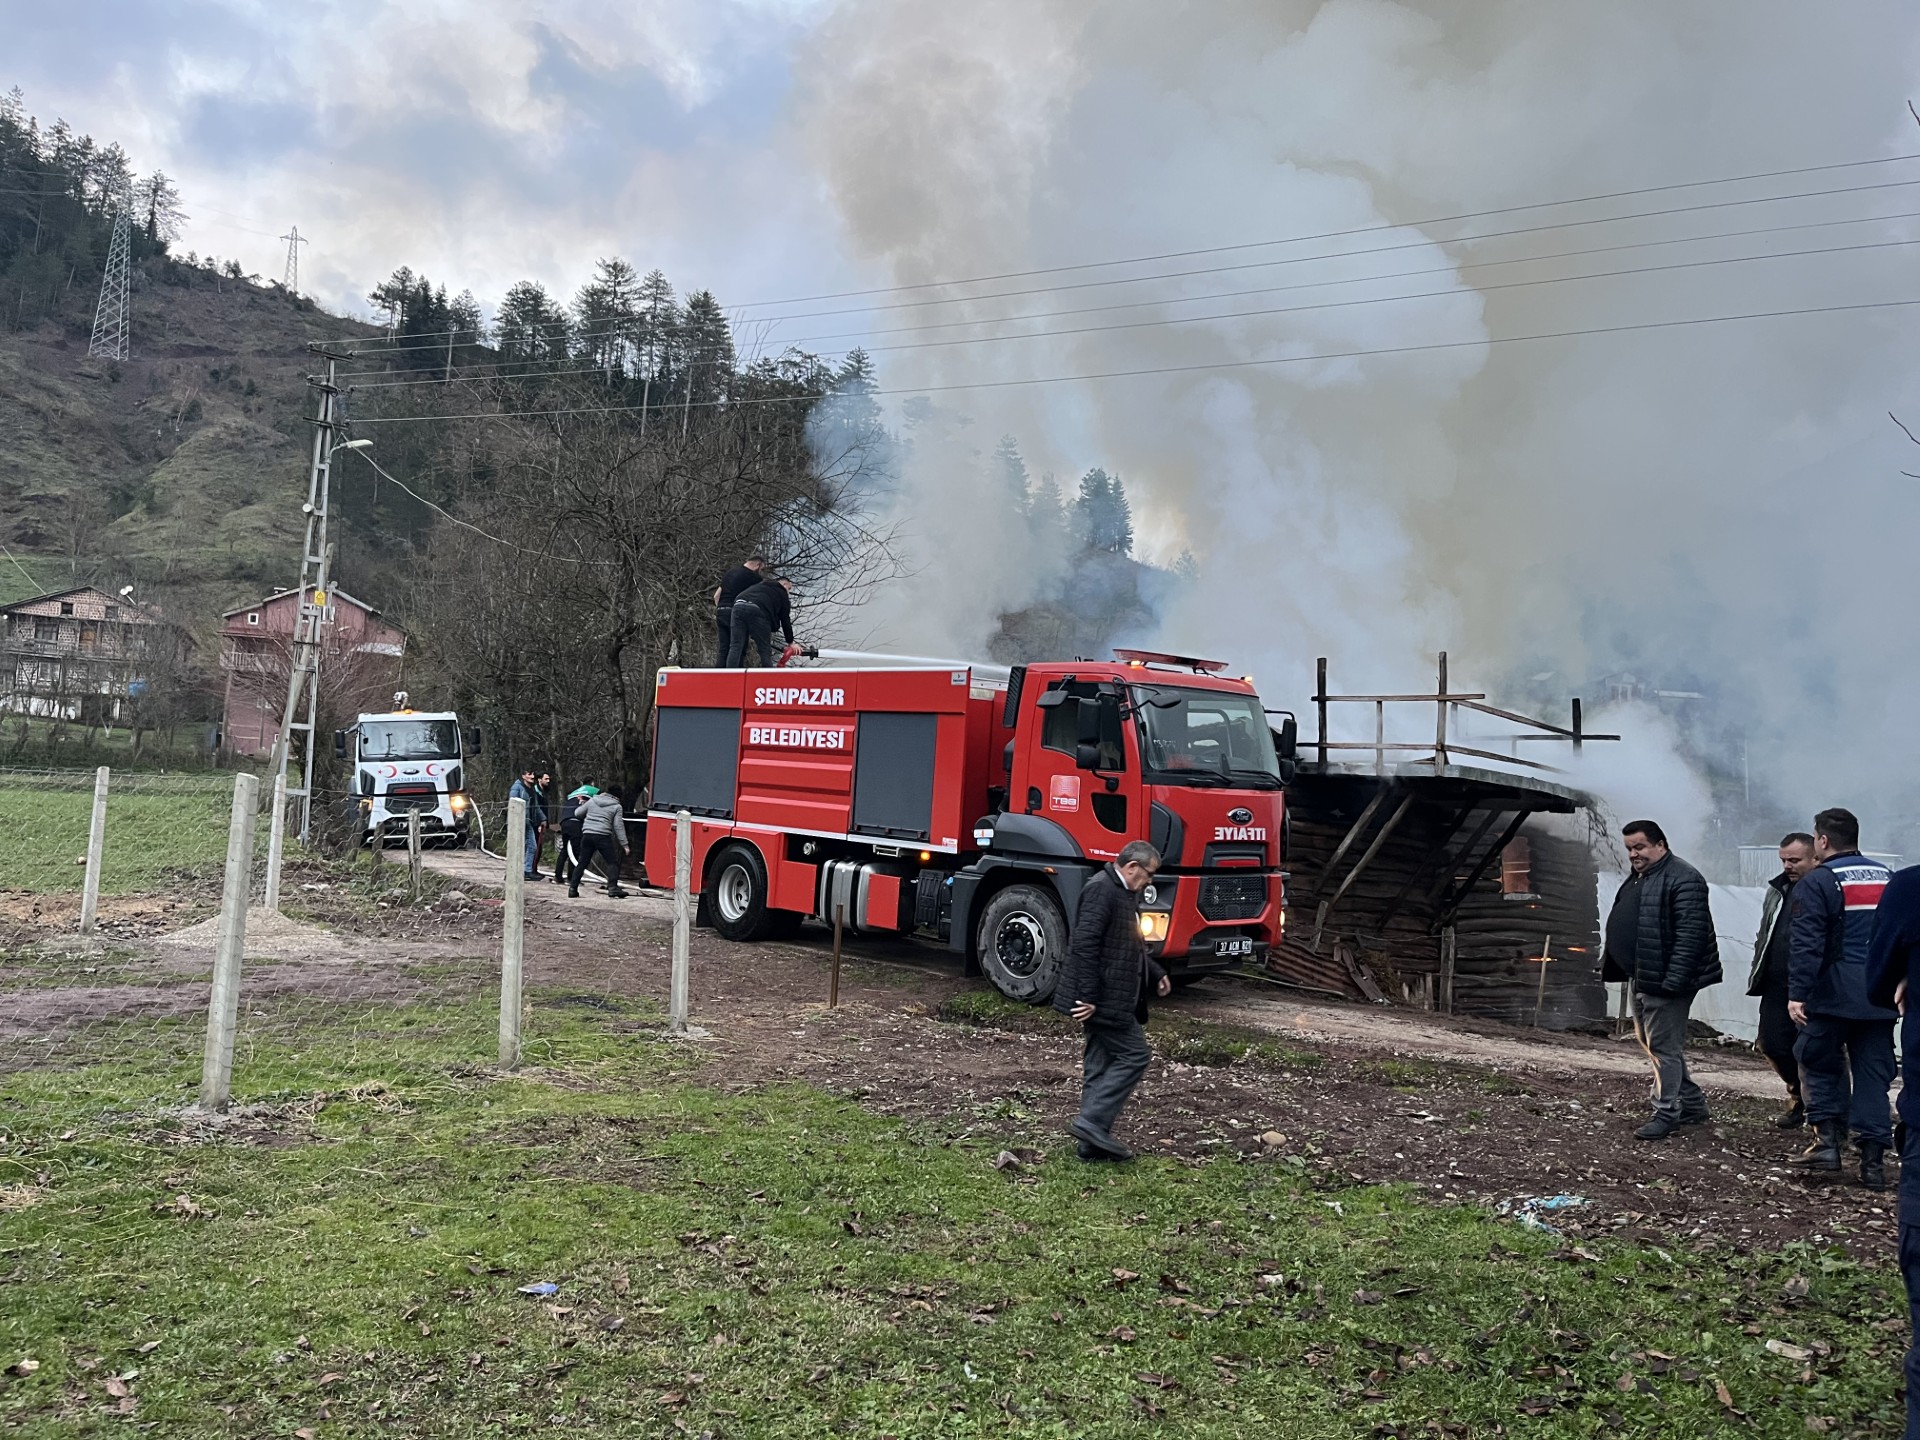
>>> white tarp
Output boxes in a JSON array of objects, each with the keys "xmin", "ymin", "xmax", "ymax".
[{"xmin": 1599, "ymin": 875, "xmax": 1767, "ymax": 1043}]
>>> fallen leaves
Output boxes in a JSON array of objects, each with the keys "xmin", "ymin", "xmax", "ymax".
[{"xmin": 152, "ymin": 1193, "xmax": 213, "ymax": 1220}]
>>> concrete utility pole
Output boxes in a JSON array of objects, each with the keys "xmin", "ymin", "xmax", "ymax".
[{"xmin": 265, "ymin": 354, "xmax": 367, "ymax": 873}]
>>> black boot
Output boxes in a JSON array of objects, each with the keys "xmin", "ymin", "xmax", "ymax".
[
  {"xmin": 1789, "ymin": 1119, "xmax": 1844, "ymax": 1171},
  {"xmin": 1860, "ymin": 1141, "xmax": 1889, "ymax": 1191},
  {"xmin": 1775, "ymin": 1094, "xmax": 1807, "ymax": 1130}
]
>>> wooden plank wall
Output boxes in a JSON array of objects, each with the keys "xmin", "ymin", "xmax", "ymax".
[{"xmin": 1269, "ymin": 779, "xmax": 1605, "ymax": 1029}]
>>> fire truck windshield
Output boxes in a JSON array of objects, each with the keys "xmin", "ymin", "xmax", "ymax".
[
  {"xmin": 1133, "ymin": 688, "xmax": 1282, "ymax": 788},
  {"xmin": 359, "ymin": 719, "xmax": 459, "ymax": 762}
]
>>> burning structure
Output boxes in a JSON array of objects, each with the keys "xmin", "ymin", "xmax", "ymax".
[{"xmin": 1271, "ymin": 654, "xmax": 1614, "ymax": 1030}]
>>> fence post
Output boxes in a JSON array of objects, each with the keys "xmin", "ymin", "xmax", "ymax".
[
  {"xmin": 199, "ymin": 772, "xmax": 259, "ymax": 1112},
  {"xmin": 670, "ymin": 810, "xmax": 692, "ymax": 1033},
  {"xmin": 408, "ymin": 808, "xmax": 423, "ymax": 900},
  {"xmin": 78, "ymin": 765, "xmax": 109, "ymax": 936},
  {"xmin": 264, "ymin": 769, "xmax": 288, "ymax": 912},
  {"xmin": 500, "ymin": 796, "xmax": 526, "ymax": 1068}
]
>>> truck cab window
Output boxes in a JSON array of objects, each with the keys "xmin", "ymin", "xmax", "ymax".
[{"xmin": 1039, "ymin": 683, "xmax": 1126, "ymax": 770}]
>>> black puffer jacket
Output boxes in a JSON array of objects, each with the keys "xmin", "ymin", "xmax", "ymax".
[
  {"xmin": 1601, "ymin": 852, "xmax": 1722, "ymax": 997},
  {"xmin": 1052, "ymin": 866, "xmax": 1167, "ymax": 1027}
]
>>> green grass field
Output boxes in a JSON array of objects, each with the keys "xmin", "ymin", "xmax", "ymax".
[
  {"xmin": 0, "ymin": 990, "xmax": 1903, "ymax": 1438},
  {"xmin": 0, "ymin": 783, "xmax": 251, "ymax": 894}
]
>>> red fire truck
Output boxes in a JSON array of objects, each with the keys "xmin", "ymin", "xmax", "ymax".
[{"xmin": 643, "ymin": 649, "xmax": 1295, "ymax": 1001}]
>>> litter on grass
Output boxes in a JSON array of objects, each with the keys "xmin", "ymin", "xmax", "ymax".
[
  {"xmin": 1496, "ymin": 1193, "xmax": 1589, "ymax": 1234},
  {"xmin": 516, "ymin": 1282, "xmax": 560, "ymax": 1297}
]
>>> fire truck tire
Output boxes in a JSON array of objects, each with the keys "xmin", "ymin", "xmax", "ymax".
[
  {"xmin": 708, "ymin": 843, "xmax": 778, "ymax": 942},
  {"xmin": 975, "ymin": 883, "xmax": 1068, "ymax": 1003}
]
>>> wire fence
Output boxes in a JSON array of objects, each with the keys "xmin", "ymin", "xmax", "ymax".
[{"xmin": 0, "ymin": 766, "xmax": 529, "ymax": 1097}]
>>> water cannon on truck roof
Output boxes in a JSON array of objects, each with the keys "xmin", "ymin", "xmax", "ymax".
[
  {"xmin": 334, "ymin": 692, "xmax": 479, "ymax": 848},
  {"xmin": 644, "ymin": 650, "xmax": 1296, "ymax": 1002}
]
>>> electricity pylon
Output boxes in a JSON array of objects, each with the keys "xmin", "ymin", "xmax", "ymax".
[
  {"xmin": 280, "ymin": 226, "xmax": 308, "ymax": 297},
  {"xmin": 88, "ymin": 195, "xmax": 132, "ymax": 361}
]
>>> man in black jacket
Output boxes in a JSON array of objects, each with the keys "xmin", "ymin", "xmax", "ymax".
[
  {"xmin": 1052, "ymin": 840, "xmax": 1168, "ymax": 1161},
  {"xmin": 1748, "ymin": 833, "xmax": 1818, "ymax": 1128},
  {"xmin": 725, "ymin": 576, "xmax": 794, "ymax": 668},
  {"xmin": 1601, "ymin": 820, "xmax": 1722, "ymax": 1141},
  {"xmin": 1865, "ymin": 863, "xmax": 1920, "ymax": 1437},
  {"xmin": 712, "ymin": 555, "xmax": 765, "ymax": 666}
]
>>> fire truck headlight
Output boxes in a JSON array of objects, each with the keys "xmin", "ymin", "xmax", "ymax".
[
  {"xmin": 450, "ymin": 793, "xmax": 469, "ymax": 813},
  {"xmin": 1140, "ymin": 882, "xmax": 1158, "ymax": 906},
  {"xmin": 358, "ymin": 798, "xmax": 372, "ymax": 813},
  {"xmin": 972, "ymin": 825, "xmax": 995, "ymax": 848},
  {"xmin": 1139, "ymin": 911, "xmax": 1170, "ymax": 944}
]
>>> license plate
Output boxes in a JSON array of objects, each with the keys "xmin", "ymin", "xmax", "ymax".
[{"xmin": 1213, "ymin": 937, "xmax": 1254, "ymax": 958}]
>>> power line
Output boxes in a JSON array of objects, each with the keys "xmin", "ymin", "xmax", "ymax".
[
  {"xmin": 324, "ymin": 170, "xmax": 1920, "ymax": 356},
  {"xmin": 341, "ymin": 294, "xmax": 1920, "ymax": 426},
  {"xmin": 334, "ymin": 234, "xmax": 1920, "ymax": 389},
  {"xmin": 329, "ymin": 206, "xmax": 1920, "ymax": 379},
  {"xmin": 339, "ymin": 449, "xmax": 613, "ymax": 565},
  {"xmin": 724, "ymin": 151, "xmax": 1920, "ymax": 310}
]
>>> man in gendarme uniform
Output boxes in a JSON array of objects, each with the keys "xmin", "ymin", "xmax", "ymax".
[{"xmin": 1787, "ymin": 806, "xmax": 1895, "ymax": 1187}]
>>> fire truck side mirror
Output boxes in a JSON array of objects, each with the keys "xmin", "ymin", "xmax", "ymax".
[
  {"xmin": 463, "ymin": 727, "xmax": 483, "ymax": 755},
  {"xmin": 1275, "ymin": 714, "xmax": 1298, "ymax": 761},
  {"xmin": 332, "ymin": 730, "xmax": 348, "ymax": 759},
  {"xmin": 1074, "ymin": 741, "xmax": 1101, "ymax": 771}
]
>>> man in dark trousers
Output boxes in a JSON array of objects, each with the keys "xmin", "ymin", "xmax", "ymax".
[
  {"xmin": 1865, "ymin": 862, "xmax": 1920, "ymax": 1438},
  {"xmin": 712, "ymin": 554, "xmax": 766, "ymax": 666},
  {"xmin": 725, "ymin": 575, "xmax": 794, "ymax": 668},
  {"xmin": 507, "ymin": 766, "xmax": 546, "ymax": 881},
  {"xmin": 1052, "ymin": 840, "xmax": 1169, "ymax": 1161},
  {"xmin": 554, "ymin": 782, "xmax": 595, "ymax": 886},
  {"xmin": 1788, "ymin": 807, "xmax": 1895, "ymax": 1185},
  {"xmin": 1749, "ymin": 832, "xmax": 1818, "ymax": 1128},
  {"xmin": 570, "ymin": 787, "xmax": 630, "ymax": 899},
  {"xmin": 1601, "ymin": 820, "xmax": 1721, "ymax": 1140}
]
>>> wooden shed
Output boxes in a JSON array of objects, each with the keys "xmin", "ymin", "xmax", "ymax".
[
  {"xmin": 1263, "ymin": 655, "xmax": 1615, "ymax": 1030},
  {"xmin": 1272, "ymin": 765, "xmax": 1605, "ymax": 1029}
]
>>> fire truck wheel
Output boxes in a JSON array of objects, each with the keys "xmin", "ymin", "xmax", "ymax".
[
  {"xmin": 976, "ymin": 883, "xmax": 1067, "ymax": 1003},
  {"xmin": 708, "ymin": 843, "xmax": 776, "ymax": 941}
]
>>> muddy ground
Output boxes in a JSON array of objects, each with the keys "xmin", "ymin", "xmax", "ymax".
[{"xmin": 4, "ymin": 879, "xmax": 1903, "ymax": 1259}]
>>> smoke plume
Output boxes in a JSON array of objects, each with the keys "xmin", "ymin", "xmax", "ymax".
[{"xmin": 791, "ymin": 0, "xmax": 1920, "ymax": 857}]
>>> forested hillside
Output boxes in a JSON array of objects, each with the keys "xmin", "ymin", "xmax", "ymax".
[{"xmin": 1, "ymin": 84, "xmax": 1181, "ymax": 793}]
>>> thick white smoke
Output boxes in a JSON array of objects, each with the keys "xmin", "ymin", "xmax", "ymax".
[{"xmin": 792, "ymin": 0, "xmax": 1920, "ymax": 853}]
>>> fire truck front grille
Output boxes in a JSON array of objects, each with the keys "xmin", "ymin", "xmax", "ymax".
[
  {"xmin": 1197, "ymin": 874, "xmax": 1267, "ymax": 922},
  {"xmin": 385, "ymin": 786, "xmax": 437, "ymax": 811}
]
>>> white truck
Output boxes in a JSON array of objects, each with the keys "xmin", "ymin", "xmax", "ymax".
[{"xmin": 335, "ymin": 694, "xmax": 476, "ymax": 847}]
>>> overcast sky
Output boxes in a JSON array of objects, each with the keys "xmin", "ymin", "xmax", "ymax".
[{"xmin": 3, "ymin": 0, "xmax": 864, "ymax": 334}]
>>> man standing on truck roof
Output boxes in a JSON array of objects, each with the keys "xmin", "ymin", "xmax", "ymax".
[
  {"xmin": 1053, "ymin": 840, "xmax": 1169, "ymax": 1162},
  {"xmin": 725, "ymin": 575, "xmax": 794, "ymax": 669},
  {"xmin": 713, "ymin": 554, "xmax": 766, "ymax": 667}
]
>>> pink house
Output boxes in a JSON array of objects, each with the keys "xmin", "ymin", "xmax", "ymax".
[{"xmin": 219, "ymin": 588, "xmax": 406, "ymax": 757}]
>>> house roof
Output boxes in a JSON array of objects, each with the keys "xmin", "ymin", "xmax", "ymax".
[
  {"xmin": 0, "ymin": 584, "xmax": 167, "ymax": 623},
  {"xmin": 221, "ymin": 588, "xmax": 389, "ymax": 621}
]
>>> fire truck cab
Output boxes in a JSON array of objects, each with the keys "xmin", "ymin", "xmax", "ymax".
[{"xmin": 644, "ymin": 651, "xmax": 1292, "ymax": 1002}]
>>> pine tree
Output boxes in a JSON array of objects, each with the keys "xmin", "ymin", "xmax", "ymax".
[
  {"xmin": 448, "ymin": 290, "xmax": 483, "ymax": 346},
  {"xmin": 990, "ymin": 435, "xmax": 1031, "ymax": 519},
  {"xmin": 1074, "ymin": 468, "xmax": 1132, "ymax": 554},
  {"xmin": 132, "ymin": 170, "xmax": 185, "ymax": 245},
  {"xmin": 572, "ymin": 256, "xmax": 640, "ymax": 379},
  {"xmin": 495, "ymin": 279, "xmax": 571, "ymax": 369},
  {"xmin": 676, "ymin": 290, "xmax": 735, "ymax": 407},
  {"xmin": 1029, "ymin": 472, "xmax": 1068, "ymax": 549},
  {"xmin": 634, "ymin": 268, "xmax": 675, "ymax": 389}
]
